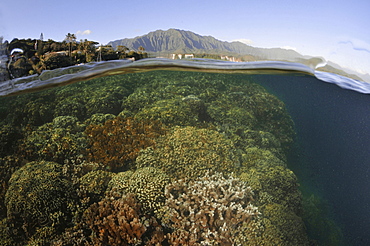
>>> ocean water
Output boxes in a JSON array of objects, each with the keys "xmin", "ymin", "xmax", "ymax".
[{"xmin": 0, "ymin": 59, "xmax": 369, "ymax": 245}]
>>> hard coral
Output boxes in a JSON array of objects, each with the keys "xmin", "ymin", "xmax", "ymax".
[
  {"xmin": 247, "ymin": 92, "xmax": 295, "ymax": 150},
  {"xmin": 85, "ymin": 117, "xmax": 166, "ymax": 171},
  {"xmin": 261, "ymin": 203, "xmax": 310, "ymax": 246},
  {"xmin": 84, "ymin": 193, "xmax": 164, "ymax": 245},
  {"xmin": 0, "ymin": 155, "xmax": 25, "ymax": 218},
  {"xmin": 163, "ymin": 172, "xmax": 260, "ymax": 245},
  {"xmin": 79, "ymin": 170, "xmax": 115, "ymax": 204},
  {"xmin": 240, "ymin": 162, "xmax": 303, "ymax": 215},
  {"xmin": 19, "ymin": 116, "xmax": 87, "ymax": 163},
  {"xmin": 134, "ymin": 98, "xmax": 201, "ymax": 127},
  {"xmin": 5, "ymin": 161, "xmax": 77, "ymax": 241},
  {"xmin": 136, "ymin": 126, "xmax": 240, "ymax": 180},
  {"xmin": 107, "ymin": 167, "xmax": 170, "ymax": 215}
]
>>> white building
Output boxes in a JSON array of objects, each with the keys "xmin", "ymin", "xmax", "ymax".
[{"xmin": 184, "ymin": 54, "xmax": 194, "ymax": 59}]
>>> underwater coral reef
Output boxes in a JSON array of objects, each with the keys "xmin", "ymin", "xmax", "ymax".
[{"xmin": 0, "ymin": 71, "xmax": 327, "ymax": 245}]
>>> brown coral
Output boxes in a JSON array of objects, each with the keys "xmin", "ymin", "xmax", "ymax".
[
  {"xmin": 83, "ymin": 193, "xmax": 164, "ymax": 245},
  {"xmin": 163, "ymin": 172, "xmax": 260, "ymax": 245},
  {"xmin": 84, "ymin": 117, "xmax": 166, "ymax": 171}
]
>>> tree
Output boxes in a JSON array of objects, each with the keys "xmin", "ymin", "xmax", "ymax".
[
  {"xmin": 36, "ymin": 33, "xmax": 44, "ymax": 57},
  {"xmin": 138, "ymin": 45, "xmax": 145, "ymax": 53},
  {"xmin": 79, "ymin": 39, "xmax": 99, "ymax": 62},
  {"xmin": 65, "ymin": 33, "xmax": 76, "ymax": 56},
  {"xmin": 116, "ymin": 45, "xmax": 129, "ymax": 59}
]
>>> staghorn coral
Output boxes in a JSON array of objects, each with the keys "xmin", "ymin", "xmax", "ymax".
[
  {"xmin": 136, "ymin": 126, "xmax": 240, "ymax": 180},
  {"xmin": 107, "ymin": 167, "xmax": 170, "ymax": 215},
  {"xmin": 83, "ymin": 193, "xmax": 164, "ymax": 245},
  {"xmin": 163, "ymin": 172, "xmax": 260, "ymax": 245},
  {"xmin": 85, "ymin": 117, "xmax": 166, "ymax": 171},
  {"xmin": 5, "ymin": 161, "xmax": 77, "ymax": 241}
]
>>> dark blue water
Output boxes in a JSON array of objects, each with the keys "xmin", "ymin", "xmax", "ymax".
[{"xmin": 254, "ymin": 74, "xmax": 370, "ymax": 246}]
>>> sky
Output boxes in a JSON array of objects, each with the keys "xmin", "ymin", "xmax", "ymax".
[{"xmin": 1, "ymin": 0, "xmax": 369, "ymax": 75}]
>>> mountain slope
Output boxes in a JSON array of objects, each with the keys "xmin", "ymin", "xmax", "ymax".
[{"xmin": 108, "ymin": 29, "xmax": 303, "ymax": 60}]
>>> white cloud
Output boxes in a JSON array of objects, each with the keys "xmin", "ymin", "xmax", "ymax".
[
  {"xmin": 76, "ymin": 30, "xmax": 92, "ymax": 36},
  {"xmin": 326, "ymin": 37, "xmax": 370, "ymax": 75},
  {"xmin": 337, "ymin": 38, "xmax": 370, "ymax": 54},
  {"xmin": 233, "ymin": 38, "xmax": 253, "ymax": 45},
  {"xmin": 280, "ymin": 46, "xmax": 297, "ymax": 51}
]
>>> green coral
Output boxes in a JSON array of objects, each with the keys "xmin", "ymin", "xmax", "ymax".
[
  {"xmin": 79, "ymin": 170, "xmax": 115, "ymax": 204},
  {"xmin": 107, "ymin": 167, "xmax": 169, "ymax": 215},
  {"xmin": 0, "ymin": 156, "xmax": 25, "ymax": 218},
  {"xmin": 0, "ymin": 70, "xmax": 319, "ymax": 244},
  {"xmin": 240, "ymin": 155, "xmax": 302, "ymax": 215},
  {"xmin": 134, "ymin": 98, "xmax": 202, "ymax": 126},
  {"xmin": 247, "ymin": 92, "xmax": 295, "ymax": 150},
  {"xmin": 0, "ymin": 218, "xmax": 15, "ymax": 246},
  {"xmin": 303, "ymin": 194, "xmax": 345, "ymax": 245},
  {"xmin": 136, "ymin": 126, "xmax": 241, "ymax": 180},
  {"xmin": 84, "ymin": 113, "xmax": 116, "ymax": 126},
  {"xmin": 19, "ymin": 116, "xmax": 87, "ymax": 163},
  {"xmin": 0, "ymin": 124, "xmax": 22, "ymax": 157},
  {"xmin": 5, "ymin": 161, "xmax": 77, "ymax": 241},
  {"xmin": 261, "ymin": 203, "xmax": 310, "ymax": 246}
]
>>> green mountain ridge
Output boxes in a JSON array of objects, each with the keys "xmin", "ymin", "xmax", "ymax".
[{"xmin": 108, "ymin": 29, "xmax": 304, "ymax": 60}]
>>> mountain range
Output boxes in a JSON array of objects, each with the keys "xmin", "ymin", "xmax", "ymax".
[
  {"xmin": 108, "ymin": 29, "xmax": 368, "ymax": 82},
  {"xmin": 108, "ymin": 29, "xmax": 305, "ymax": 60}
]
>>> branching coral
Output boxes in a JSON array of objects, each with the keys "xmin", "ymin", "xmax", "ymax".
[
  {"xmin": 107, "ymin": 167, "xmax": 170, "ymax": 215},
  {"xmin": 134, "ymin": 98, "xmax": 202, "ymax": 127},
  {"xmin": 163, "ymin": 172, "xmax": 260, "ymax": 245},
  {"xmin": 18, "ymin": 116, "xmax": 87, "ymax": 163},
  {"xmin": 79, "ymin": 170, "xmax": 115, "ymax": 204},
  {"xmin": 83, "ymin": 193, "xmax": 164, "ymax": 245},
  {"xmin": 0, "ymin": 155, "xmax": 25, "ymax": 218},
  {"xmin": 240, "ymin": 163, "xmax": 303, "ymax": 215},
  {"xmin": 5, "ymin": 161, "xmax": 77, "ymax": 241},
  {"xmin": 136, "ymin": 126, "xmax": 240, "ymax": 180},
  {"xmin": 247, "ymin": 92, "xmax": 295, "ymax": 150},
  {"xmin": 0, "ymin": 124, "xmax": 22, "ymax": 157},
  {"xmin": 85, "ymin": 117, "xmax": 166, "ymax": 171}
]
